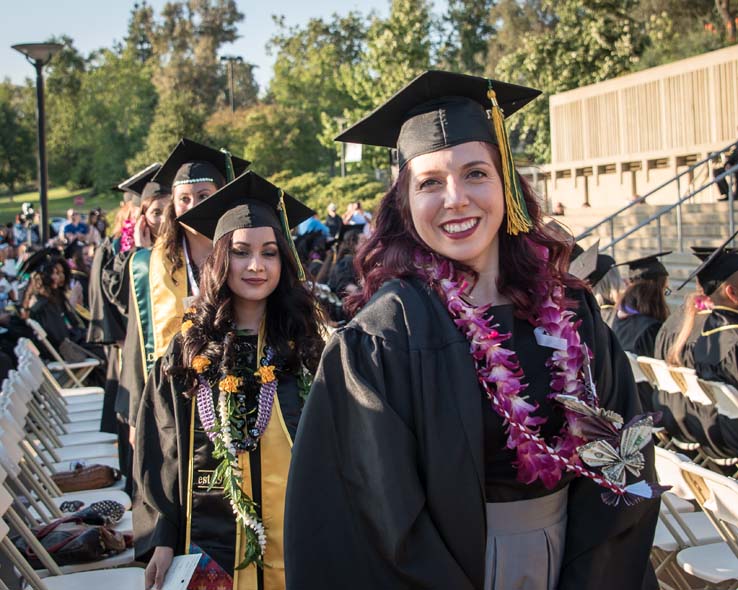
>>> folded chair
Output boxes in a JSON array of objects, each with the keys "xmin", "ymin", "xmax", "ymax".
[
  {"xmin": 652, "ymin": 447, "xmax": 722, "ymax": 590},
  {"xmin": 677, "ymin": 460, "xmax": 738, "ymax": 588},
  {"xmin": 25, "ymin": 320, "xmax": 100, "ymax": 388}
]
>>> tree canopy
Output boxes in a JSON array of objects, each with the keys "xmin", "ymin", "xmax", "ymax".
[{"xmin": 2, "ymin": 0, "xmax": 734, "ymax": 213}]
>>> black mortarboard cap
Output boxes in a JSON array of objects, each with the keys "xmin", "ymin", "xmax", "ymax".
[
  {"xmin": 141, "ymin": 182, "xmax": 171, "ymax": 201},
  {"xmin": 18, "ymin": 247, "xmax": 63, "ymax": 276},
  {"xmin": 335, "ymin": 70, "xmax": 540, "ymax": 236},
  {"xmin": 589, "ymin": 254, "xmax": 617, "ymax": 287},
  {"xmin": 336, "ymin": 70, "xmax": 540, "ymax": 168},
  {"xmin": 176, "ymin": 171, "xmax": 314, "ymax": 244},
  {"xmin": 117, "ymin": 163, "xmax": 162, "ymax": 206},
  {"xmin": 676, "ymin": 231, "xmax": 738, "ymax": 295},
  {"xmin": 153, "ymin": 138, "xmax": 250, "ymax": 190},
  {"xmin": 615, "ymin": 251, "xmax": 671, "ymax": 282},
  {"xmin": 569, "ymin": 240, "xmax": 599, "ymax": 281}
]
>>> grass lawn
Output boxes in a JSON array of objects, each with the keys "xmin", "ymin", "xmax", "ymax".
[{"xmin": 0, "ymin": 187, "xmax": 121, "ymax": 226}]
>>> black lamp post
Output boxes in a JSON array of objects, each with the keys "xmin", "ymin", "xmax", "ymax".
[
  {"xmin": 220, "ymin": 55, "xmax": 243, "ymax": 113},
  {"xmin": 12, "ymin": 42, "xmax": 63, "ymax": 245}
]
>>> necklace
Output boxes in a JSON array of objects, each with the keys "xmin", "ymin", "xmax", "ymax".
[
  {"xmin": 421, "ymin": 255, "xmax": 664, "ymax": 506},
  {"xmin": 185, "ymin": 317, "xmax": 279, "ymax": 567}
]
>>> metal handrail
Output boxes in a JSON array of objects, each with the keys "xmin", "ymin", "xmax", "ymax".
[
  {"xmin": 575, "ymin": 139, "xmax": 738, "ymax": 243},
  {"xmin": 599, "ymin": 162, "xmax": 738, "ymax": 255}
]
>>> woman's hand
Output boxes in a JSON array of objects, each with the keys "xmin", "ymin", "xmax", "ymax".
[
  {"xmin": 134, "ymin": 216, "xmax": 152, "ymax": 249},
  {"xmin": 145, "ymin": 546, "xmax": 174, "ymax": 589}
]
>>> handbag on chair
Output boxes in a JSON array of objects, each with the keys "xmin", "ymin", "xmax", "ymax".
[{"xmin": 51, "ymin": 463, "xmax": 121, "ymax": 492}]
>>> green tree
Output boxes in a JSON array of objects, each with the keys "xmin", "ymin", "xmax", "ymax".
[
  {"xmin": 75, "ymin": 47, "xmax": 158, "ymax": 192},
  {"xmin": 633, "ymin": 0, "xmax": 724, "ymax": 69},
  {"xmin": 44, "ymin": 37, "xmax": 89, "ymax": 187},
  {"xmin": 333, "ymin": 0, "xmax": 433, "ymax": 173},
  {"xmin": 135, "ymin": 0, "xmax": 247, "ymax": 164},
  {"xmin": 437, "ymin": 0, "xmax": 495, "ymax": 75},
  {"xmin": 266, "ymin": 12, "xmax": 369, "ymax": 174},
  {"xmin": 493, "ymin": 0, "xmax": 647, "ymax": 162},
  {"xmin": 0, "ymin": 81, "xmax": 36, "ymax": 197}
]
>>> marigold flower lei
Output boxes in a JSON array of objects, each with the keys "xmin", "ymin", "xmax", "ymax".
[
  {"xmin": 422, "ymin": 256, "xmax": 664, "ymax": 505},
  {"xmin": 191, "ymin": 343, "xmax": 278, "ymax": 566}
]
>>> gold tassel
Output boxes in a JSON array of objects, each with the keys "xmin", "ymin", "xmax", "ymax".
[
  {"xmin": 487, "ymin": 84, "xmax": 532, "ymax": 235},
  {"xmin": 277, "ymin": 190, "xmax": 306, "ymax": 281}
]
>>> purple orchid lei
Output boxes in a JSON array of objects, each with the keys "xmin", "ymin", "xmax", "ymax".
[{"xmin": 422, "ymin": 254, "xmax": 664, "ymax": 505}]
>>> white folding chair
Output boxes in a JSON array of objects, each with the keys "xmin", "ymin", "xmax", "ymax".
[
  {"xmin": 0, "ymin": 467, "xmax": 142, "ymax": 589},
  {"xmin": 669, "ymin": 366, "xmax": 714, "ymax": 406},
  {"xmin": 625, "ymin": 351, "xmax": 648, "ymax": 383},
  {"xmin": 676, "ymin": 460, "xmax": 738, "ymax": 588},
  {"xmin": 637, "ymin": 356, "xmax": 682, "ymax": 394},
  {"xmin": 700, "ymin": 379, "xmax": 738, "ymax": 419},
  {"xmin": 652, "ymin": 448, "xmax": 722, "ymax": 589},
  {"xmin": 25, "ymin": 320, "xmax": 100, "ymax": 388}
]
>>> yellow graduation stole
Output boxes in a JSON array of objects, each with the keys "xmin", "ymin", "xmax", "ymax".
[
  {"xmin": 185, "ymin": 321, "xmax": 294, "ymax": 590},
  {"xmin": 233, "ymin": 323, "xmax": 293, "ymax": 590}
]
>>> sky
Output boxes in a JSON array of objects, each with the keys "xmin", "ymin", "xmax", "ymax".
[{"xmin": 1, "ymin": 0, "xmax": 401, "ymax": 91}]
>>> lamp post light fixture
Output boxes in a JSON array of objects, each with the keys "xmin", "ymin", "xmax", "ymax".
[
  {"xmin": 12, "ymin": 42, "xmax": 64, "ymax": 244},
  {"xmin": 220, "ymin": 55, "xmax": 243, "ymax": 113}
]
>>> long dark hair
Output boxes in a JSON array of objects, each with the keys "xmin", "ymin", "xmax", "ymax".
[
  {"xmin": 174, "ymin": 228, "xmax": 325, "ymax": 394},
  {"xmin": 22, "ymin": 256, "xmax": 69, "ymax": 309},
  {"xmin": 157, "ymin": 201, "xmax": 185, "ymax": 284},
  {"xmin": 346, "ymin": 142, "xmax": 583, "ymax": 318},
  {"xmin": 618, "ymin": 276, "xmax": 670, "ymax": 322}
]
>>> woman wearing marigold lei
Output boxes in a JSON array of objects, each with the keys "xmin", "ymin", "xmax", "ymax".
[
  {"xmin": 284, "ymin": 71, "xmax": 660, "ymax": 590},
  {"xmin": 133, "ymin": 170, "xmax": 323, "ymax": 590}
]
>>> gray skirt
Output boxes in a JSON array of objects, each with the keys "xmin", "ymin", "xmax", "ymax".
[{"xmin": 484, "ymin": 486, "xmax": 568, "ymax": 590}]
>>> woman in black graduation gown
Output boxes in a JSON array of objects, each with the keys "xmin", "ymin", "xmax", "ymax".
[
  {"xmin": 285, "ymin": 71, "xmax": 660, "ymax": 590},
  {"xmin": 21, "ymin": 251, "xmax": 90, "ymax": 353},
  {"xmin": 611, "ymin": 253, "xmax": 671, "ymax": 356},
  {"xmin": 134, "ymin": 171, "xmax": 322, "ymax": 590}
]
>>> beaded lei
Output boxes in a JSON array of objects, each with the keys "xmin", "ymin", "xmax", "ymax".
[
  {"xmin": 183, "ymin": 315, "xmax": 278, "ymax": 567},
  {"xmin": 421, "ymin": 254, "xmax": 666, "ymax": 506}
]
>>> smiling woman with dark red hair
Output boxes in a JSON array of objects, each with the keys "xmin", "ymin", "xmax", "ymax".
[{"xmin": 285, "ymin": 71, "xmax": 661, "ymax": 590}]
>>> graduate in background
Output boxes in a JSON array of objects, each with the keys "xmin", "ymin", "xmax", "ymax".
[
  {"xmin": 118, "ymin": 139, "xmax": 249, "ymax": 447},
  {"xmin": 134, "ymin": 171, "xmax": 322, "ymax": 590},
  {"xmin": 589, "ymin": 253, "xmax": 620, "ymax": 327},
  {"xmin": 691, "ymin": 232, "xmax": 738, "ymax": 389},
  {"xmin": 91, "ymin": 164, "xmax": 165, "ymax": 493},
  {"xmin": 285, "ymin": 71, "xmax": 660, "ymax": 590},
  {"xmin": 611, "ymin": 252, "xmax": 671, "ymax": 356},
  {"xmin": 641, "ymin": 234, "xmax": 738, "ymax": 460},
  {"xmin": 654, "ymin": 248, "xmax": 715, "ymax": 368}
]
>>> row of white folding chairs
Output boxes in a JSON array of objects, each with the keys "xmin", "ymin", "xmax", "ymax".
[
  {"xmin": 0, "ymin": 345, "xmax": 141, "ymax": 587},
  {"xmin": 633, "ymin": 353, "xmax": 738, "ymax": 418},
  {"xmin": 0, "ymin": 461, "xmax": 142, "ymax": 589},
  {"xmin": 653, "ymin": 446, "xmax": 738, "ymax": 589}
]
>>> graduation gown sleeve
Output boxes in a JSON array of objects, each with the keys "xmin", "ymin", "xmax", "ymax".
[
  {"xmin": 30, "ymin": 298, "xmax": 68, "ymax": 350},
  {"xmin": 102, "ymin": 248, "xmax": 135, "ymax": 315},
  {"xmin": 558, "ymin": 291, "xmax": 659, "ymax": 590},
  {"xmin": 132, "ymin": 344, "xmax": 187, "ymax": 561},
  {"xmin": 87, "ymin": 239, "xmax": 126, "ymax": 344},
  {"xmin": 119, "ymin": 283, "xmax": 148, "ymax": 424},
  {"xmin": 285, "ymin": 281, "xmax": 658, "ymax": 590},
  {"xmin": 285, "ymin": 280, "xmax": 483, "ymax": 590}
]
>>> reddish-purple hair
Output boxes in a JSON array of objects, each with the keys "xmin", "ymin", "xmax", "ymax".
[{"xmin": 346, "ymin": 143, "xmax": 585, "ymax": 318}]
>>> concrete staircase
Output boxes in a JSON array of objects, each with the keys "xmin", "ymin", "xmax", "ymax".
[{"xmin": 553, "ymin": 201, "xmax": 735, "ymax": 306}]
